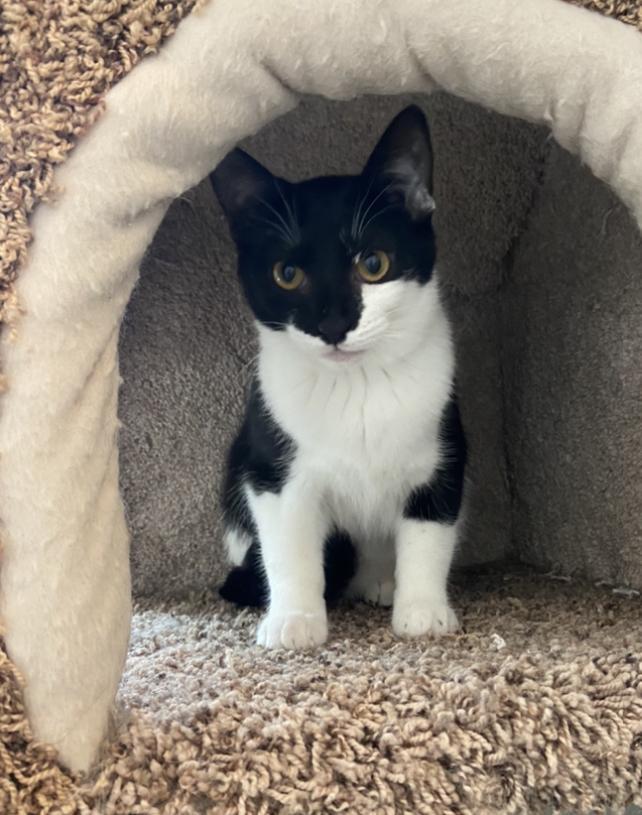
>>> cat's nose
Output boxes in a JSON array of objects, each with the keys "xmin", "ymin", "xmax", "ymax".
[{"xmin": 318, "ymin": 315, "xmax": 350, "ymax": 346}]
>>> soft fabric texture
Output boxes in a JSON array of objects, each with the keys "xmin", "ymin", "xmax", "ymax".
[
  {"xmin": 0, "ymin": 0, "xmax": 197, "ymax": 331},
  {"xmin": 0, "ymin": 0, "xmax": 198, "ymax": 789},
  {"xmin": 0, "ymin": 0, "xmax": 641, "ymax": 806}
]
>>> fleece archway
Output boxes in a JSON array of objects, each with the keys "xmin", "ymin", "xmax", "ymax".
[{"xmin": 0, "ymin": 0, "xmax": 641, "ymax": 780}]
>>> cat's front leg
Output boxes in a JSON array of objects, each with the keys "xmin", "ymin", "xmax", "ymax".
[
  {"xmin": 248, "ymin": 480, "xmax": 328, "ymax": 650},
  {"xmin": 392, "ymin": 519, "xmax": 459, "ymax": 637}
]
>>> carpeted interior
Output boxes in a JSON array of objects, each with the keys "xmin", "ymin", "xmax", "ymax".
[
  {"xmin": 7, "ymin": 571, "xmax": 642, "ymax": 814},
  {"xmin": 119, "ymin": 91, "xmax": 550, "ymax": 597},
  {"xmin": 119, "ymin": 92, "xmax": 642, "ymax": 597},
  {"xmin": 107, "ymin": 573, "xmax": 642, "ymax": 815}
]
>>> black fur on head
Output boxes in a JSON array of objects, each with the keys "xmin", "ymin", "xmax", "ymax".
[{"xmin": 210, "ymin": 105, "xmax": 436, "ymax": 346}]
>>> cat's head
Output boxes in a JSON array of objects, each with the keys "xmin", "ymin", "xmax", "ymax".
[{"xmin": 211, "ymin": 106, "xmax": 439, "ymax": 367}]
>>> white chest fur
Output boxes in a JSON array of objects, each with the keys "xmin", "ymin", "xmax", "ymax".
[{"xmin": 257, "ymin": 280, "xmax": 455, "ymax": 546}]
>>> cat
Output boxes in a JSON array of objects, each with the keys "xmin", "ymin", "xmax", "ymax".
[{"xmin": 211, "ymin": 105, "xmax": 466, "ymax": 650}]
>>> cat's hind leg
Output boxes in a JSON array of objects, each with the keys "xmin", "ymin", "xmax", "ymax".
[
  {"xmin": 346, "ymin": 556, "xmax": 395, "ymax": 608},
  {"xmin": 219, "ymin": 539, "xmax": 267, "ymax": 607},
  {"xmin": 323, "ymin": 530, "xmax": 358, "ymax": 606},
  {"xmin": 219, "ymin": 530, "xmax": 356, "ymax": 609},
  {"xmin": 345, "ymin": 530, "xmax": 395, "ymax": 607}
]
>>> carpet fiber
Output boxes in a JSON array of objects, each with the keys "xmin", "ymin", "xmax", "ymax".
[
  {"xmin": 0, "ymin": 0, "xmax": 196, "ymax": 331},
  {"xmin": 4, "ymin": 572, "xmax": 642, "ymax": 814}
]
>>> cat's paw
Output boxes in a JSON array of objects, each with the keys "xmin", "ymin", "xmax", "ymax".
[
  {"xmin": 256, "ymin": 607, "xmax": 328, "ymax": 650},
  {"xmin": 392, "ymin": 597, "xmax": 459, "ymax": 638},
  {"xmin": 362, "ymin": 579, "xmax": 395, "ymax": 608}
]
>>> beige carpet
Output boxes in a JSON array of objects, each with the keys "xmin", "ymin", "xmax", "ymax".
[
  {"xmin": 103, "ymin": 572, "xmax": 642, "ymax": 814},
  {"xmin": 4, "ymin": 571, "xmax": 640, "ymax": 814},
  {"xmin": 573, "ymin": 0, "xmax": 641, "ymax": 28}
]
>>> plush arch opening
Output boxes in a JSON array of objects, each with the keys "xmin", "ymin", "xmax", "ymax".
[{"xmin": 0, "ymin": 0, "xmax": 640, "ymax": 780}]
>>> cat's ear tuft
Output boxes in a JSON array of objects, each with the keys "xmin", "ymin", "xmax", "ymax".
[
  {"xmin": 362, "ymin": 105, "xmax": 435, "ymax": 220},
  {"xmin": 210, "ymin": 148, "xmax": 276, "ymax": 228}
]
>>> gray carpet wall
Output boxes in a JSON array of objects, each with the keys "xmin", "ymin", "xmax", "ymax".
[{"xmin": 118, "ymin": 93, "xmax": 642, "ymax": 598}]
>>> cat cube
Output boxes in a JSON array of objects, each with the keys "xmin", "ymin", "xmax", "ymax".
[{"xmin": 0, "ymin": 0, "xmax": 641, "ymax": 811}]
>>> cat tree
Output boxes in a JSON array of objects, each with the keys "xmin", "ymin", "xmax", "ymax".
[{"xmin": 1, "ymin": 0, "xmax": 641, "ymax": 811}]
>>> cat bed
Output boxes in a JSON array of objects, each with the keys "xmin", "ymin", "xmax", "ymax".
[{"xmin": 1, "ymin": 0, "xmax": 641, "ymax": 812}]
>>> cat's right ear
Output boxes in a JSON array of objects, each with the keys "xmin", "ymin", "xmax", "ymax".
[
  {"xmin": 362, "ymin": 106, "xmax": 435, "ymax": 221},
  {"xmin": 210, "ymin": 149, "xmax": 275, "ymax": 232}
]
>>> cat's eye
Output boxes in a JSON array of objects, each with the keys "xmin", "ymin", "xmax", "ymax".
[
  {"xmin": 273, "ymin": 262, "xmax": 305, "ymax": 291},
  {"xmin": 355, "ymin": 250, "xmax": 390, "ymax": 283}
]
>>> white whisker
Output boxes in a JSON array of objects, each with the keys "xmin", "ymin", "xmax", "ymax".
[
  {"xmin": 255, "ymin": 196, "xmax": 297, "ymax": 244},
  {"xmin": 351, "ymin": 174, "xmax": 376, "ymax": 241},
  {"xmin": 355, "ymin": 182, "xmax": 394, "ymax": 238},
  {"xmin": 250, "ymin": 214, "xmax": 293, "ymax": 244},
  {"xmin": 359, "ymin": 203, "xmax": 396, "ymax": 236},
  {"xmin": 274, "ymin": 180, "xmax": 300, "ymax": 243}
]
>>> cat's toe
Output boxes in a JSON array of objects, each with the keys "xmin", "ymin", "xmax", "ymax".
[
  {"xmin": 392, "ymin": 597, "xmax": 459, "ymax": 638},
  {"xmin": 256, "ymin": 607, "xmax": 328, "ymax": 650},
  {"xmin": 362, "ymin": 579, "xmax": 395, "ymax": 607}
]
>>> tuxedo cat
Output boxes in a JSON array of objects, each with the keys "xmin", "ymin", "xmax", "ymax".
[{"xmin": 211, "ymin": 106, "xmax": 466, "ymax": 650}]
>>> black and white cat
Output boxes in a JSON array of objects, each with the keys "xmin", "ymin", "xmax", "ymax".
[{"xmin": 211, "ymin": 106, "xmax": 466, "ymax": 650}]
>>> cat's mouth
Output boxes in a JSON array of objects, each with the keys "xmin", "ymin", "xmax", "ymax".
[{"xmin": 323, "ymin": 347, "xmax": 365, "ymax": 363}]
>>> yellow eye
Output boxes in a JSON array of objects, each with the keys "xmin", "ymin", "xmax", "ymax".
[
  {"xmin": 273, "ymin": 262, "xmax": 305, "ymax": 291},
  {"xmin": 355, "ymin": 250, "xmax": 390, "ymax": 283}
]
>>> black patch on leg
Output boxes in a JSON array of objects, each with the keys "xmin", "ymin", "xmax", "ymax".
[
  {"xmin": 218, "ymin": 530, "xmax": 357, "ymax": 609},
  {"xmin": 219, "ymin": 541, "xmax": 267, "ymax": 607},
  {"xmin": 404, "ymin": 398, "xmax": 467, "ymax": 524},
  {"xmin": 218, "ymin": 380, "xmax": 297, "ymax": 609},
  {"xmin": 324, "ymin": 530, "xmax": 358, "ymax": 606}
]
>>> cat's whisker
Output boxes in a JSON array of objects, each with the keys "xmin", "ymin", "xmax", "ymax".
[
  {"xmin": 359, "ymin": 203, "xmax": 397, "ymax": 236},
  {"xmin": 274, "ymin": 180, "xmax": 300, "ymax": 243},
  {"xmin": 255, "ymin": 196, "xmax": 297, "ymax": 244},
  {"xmin": 356, "ymin": 181, "xmax": 393, "ymax": 235},
  {"xmin": 236, "ymin": 352, "xmax": 260, "ymax": 384},
  {"xmin": 351, "ymin": 174, "xmax": 377, "ymax": 240},
  {"xmin": 355, "ymin": 182, "xmax": 394, "ymax": 238},
  {"xmin": 250, "ymin": 214, "xmax": 293, "ymax": 245}
]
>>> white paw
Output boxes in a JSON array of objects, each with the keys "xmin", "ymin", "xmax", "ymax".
[
  {"xmin": 362, "ymin": 579, "xmax": 395, "ymax": 608},
  {"xmin": 392, "ymin": 597, "xmax": 459, "ymax": 638},
  {"xmin": 256, "ymin": 607, "xmax": 328, "ymax": 650}
]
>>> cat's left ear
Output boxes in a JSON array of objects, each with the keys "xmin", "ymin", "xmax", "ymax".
[
  {"xmin": 210, "ymin": 148, "xmax": 277, "ymax": 235},
  {"xmin": 362, "ymin": 105, "xmax": 435, "ymax": 220}
]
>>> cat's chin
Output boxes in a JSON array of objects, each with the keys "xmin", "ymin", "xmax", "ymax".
[{"xmin": 322, "ymin": 348, "xmax": 365, "ymax": 364}]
